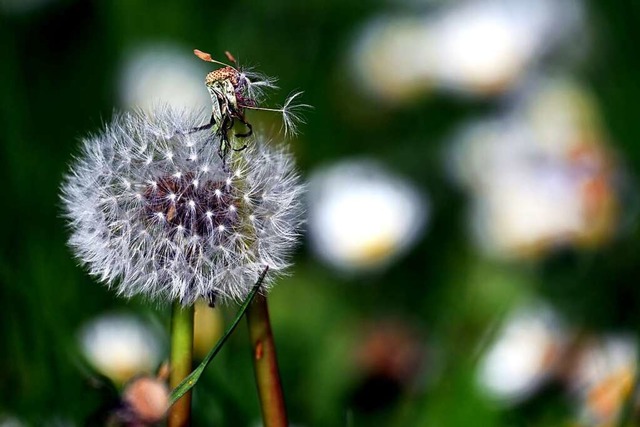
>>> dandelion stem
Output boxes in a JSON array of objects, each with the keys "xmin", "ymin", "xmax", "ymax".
[
  {"xmin": 246, "ymin": 293, "xmax": 288, "ymax": 427},
  {"xmin": 168, "ymin": 302, "xmax": 194, "ymax": 427}
]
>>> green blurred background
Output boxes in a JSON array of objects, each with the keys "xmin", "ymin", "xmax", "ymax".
[{"xmin": 2, "ymin": 0, "xmax": 640, "ymax": 426}]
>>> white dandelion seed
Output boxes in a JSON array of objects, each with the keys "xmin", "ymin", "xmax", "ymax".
[
  {"xmin": 61, "ymin": 107, "xmax": 305, "ymax": 305},
  {"xmin": 278, "ymin": 91, "xmax": 312, "ymax": 138}
]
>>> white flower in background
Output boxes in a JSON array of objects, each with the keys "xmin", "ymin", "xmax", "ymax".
[
  {"xmin": 118, "ymin": 43, "xmax": 210, "ymax": 112},
  {"xmin": 477, "ymin": 301, "xmax": 568, "ymax": 404},
  {"xmin": 428, "ymin": 0, "xmax": 584, "ymax": 95},
  {"xmin": 448, "ymin": 78, "xmax": 617, "ymax": 259},
  {"xmin": 471, "ymin": 166, "xmax": 585, "ymax": 257},
  {"xmin": 307, "ymin": 160, "xmax": 427, "ymax": 272},
  {"xmin": 350, "ymin": 0, "xmax": 585, "ymax": 101},
  {"xmin": 351, "ymin": 16, "xmax": 437, "ymax": 103},
  {"xmin": 568, "ymin": 335, "xmax": 637, "ymax": 426},
  {"xmin": 78, "ymin": 313, "xmax": 163, "ymax": 384}
]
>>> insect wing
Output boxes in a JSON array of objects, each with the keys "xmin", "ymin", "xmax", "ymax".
[
  {"xmin": 220, "ymin": 80, "xmax": 239, "ymax": 111},
  {"xmin": 207, "ymin": 85, "xmax": 226, "ymax": 134}
]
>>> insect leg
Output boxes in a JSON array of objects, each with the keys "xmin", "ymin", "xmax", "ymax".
[
  {"xmin": 234, "ymin": 117, "xmax": 253, "ymax": 138},
  {"xmin": 217, "ymin": 116, "xmax": 235, "ymax": 161},
  {"xmin": 224, "ymin": 116, "xmax": 235, "ymax": 132},
  {"xmin": 186, "ymin": 113, "xmax": 215, "ymax": 134}
]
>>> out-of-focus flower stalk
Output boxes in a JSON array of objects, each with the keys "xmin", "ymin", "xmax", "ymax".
[
  {"xmin": 246, "ymin": 293, "xmax": 288, "ymax": 427},
  {"xmin": 168, "ymin": 303, "xmax": 194, "ymax": 427}
]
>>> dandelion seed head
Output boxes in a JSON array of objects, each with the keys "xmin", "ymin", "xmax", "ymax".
[{"xmin": 61, "ymin": 107, "xmax": 305, "ymax": 305}]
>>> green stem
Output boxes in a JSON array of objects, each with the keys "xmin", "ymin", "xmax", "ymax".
[
  {"xmin": 168, "ymin": 302, "xmax": 194, "ymax": 427},
  {"xmin": 246, "ymin": 293, "xmax": 288, "ymax": 427}
]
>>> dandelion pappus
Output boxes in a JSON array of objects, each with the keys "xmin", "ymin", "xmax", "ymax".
[{"xmin": 190, "ymin": 49, "xmax": 310, "ymax": 162}]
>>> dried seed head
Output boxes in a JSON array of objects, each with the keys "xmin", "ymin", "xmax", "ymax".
[{"xmin": 61, "ymin": 107, "xmax": 305, "ymax": 305}]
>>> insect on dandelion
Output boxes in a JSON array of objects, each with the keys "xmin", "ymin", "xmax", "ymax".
[
  {"xmin": 63, "ymin": 51, "xmax": 308, "ymax": 427},
  {"xmin": 61, "ymin": 107, "xmax": 305, "ymax": 306},
  {"xmin": 189, "ymin": 49, "xmax": 310, "ymax": 161}
]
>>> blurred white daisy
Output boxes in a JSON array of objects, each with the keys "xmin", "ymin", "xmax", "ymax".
[
  {"xmin": 477, "ymin": 301, "xmax": 568, "ymax": 404},
  {"xmin": 428, "ymin": 0, "xmax": 584, "ymax": 96},
  {"xmin": 351, "ymin": 16, "xmax": 437, "ymax": 103},
  {"xmin": 118, "ymin": 43, "xmax": 210, "ymax": 112},
  {"xmin": 448, "ymin": 78, "xmax": 617, "ymax": 259},
  {"xmin": 568, "ymin": 335, "xmax": 638, "ymax": 426},
  {"xmin": 307, "ymin": 159, "xmax": 428, "ymax": 272},
  {"xmin": 350, "ymin": 0, "xmax": 585, "ymax": 101},
  {"xmin": 78, "ymin": 313, "xmax": 163, "ymax": 384}
]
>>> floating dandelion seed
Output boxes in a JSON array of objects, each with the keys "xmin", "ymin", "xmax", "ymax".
[{"xmin": 61, "ymin": 107, "xmax": 305, "ymax": 305}]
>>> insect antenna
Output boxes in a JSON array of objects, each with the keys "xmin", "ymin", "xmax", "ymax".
[
  {"xmin": 193, "ymin": 49, "xmax": 237, "ymax": 70},
  {"xmin": 224, "ymin": 51, "xmax": 238, "ymax": 65}
]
